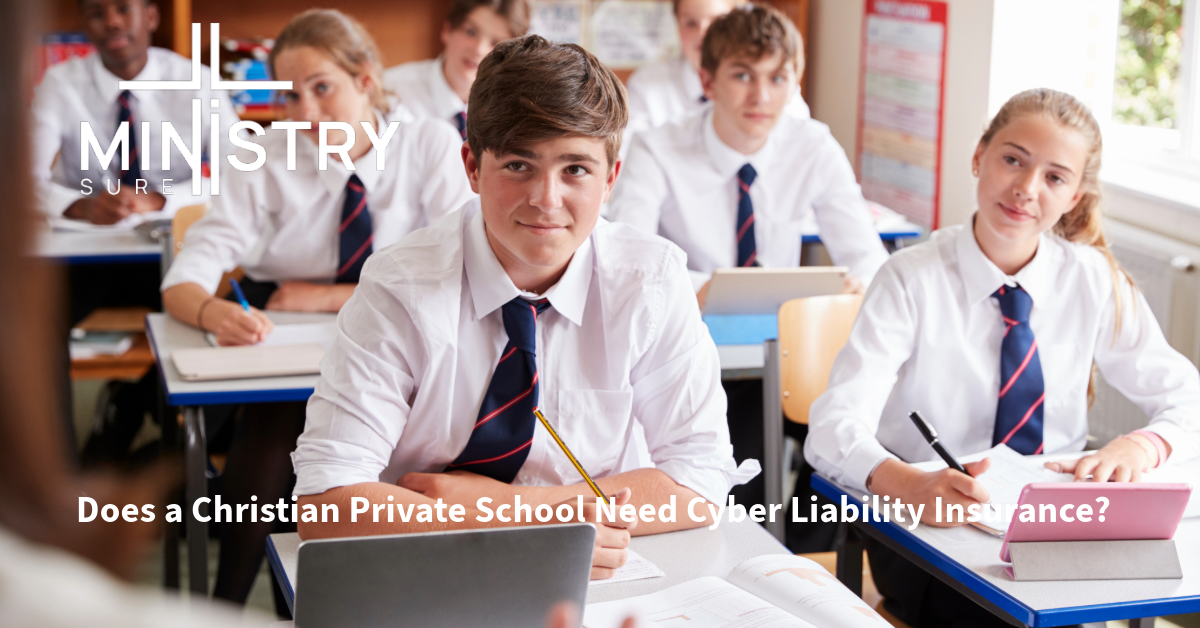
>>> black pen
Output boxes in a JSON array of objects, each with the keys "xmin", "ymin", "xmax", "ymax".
[{"xmin": 908, "ymin": 411, "xmax": 968, "ymax": 474}]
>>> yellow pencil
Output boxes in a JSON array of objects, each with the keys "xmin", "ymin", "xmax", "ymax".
[{"xmin": 534, "ymin": 408, "xmax": 610, "ymax": 506}]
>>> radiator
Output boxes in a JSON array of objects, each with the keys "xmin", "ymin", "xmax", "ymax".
[{"xmin": 1087, "ymin": 218, "xmax": 1200, "ymax": 446}]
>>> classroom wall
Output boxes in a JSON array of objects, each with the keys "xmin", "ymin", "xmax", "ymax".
[{"xmin": 807, "ymin": 0, "xmax": 996, "ymax": 229}]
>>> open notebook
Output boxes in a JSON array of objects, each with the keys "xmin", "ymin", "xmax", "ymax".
[
  {"xmin": 584, "ymin": 554, "xmax": 886, "ymax": 628},
  {"xmin": 913, "ymin": 443, "xmax": 1200, "ymax": 536},
  {"xmin": 174, "ymin": 322, "xmax": 337, "ymax": 381}
]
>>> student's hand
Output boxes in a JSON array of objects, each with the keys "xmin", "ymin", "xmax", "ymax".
[
  {"xmin": 842, "ymin": 276, "xmax": 865, "ymax": 294},
  {"xmin": 398, "ymin": 469, "xmax": 516, "ymax": 506},
  {"xmin": 869, "ymin": 457, "xmax": 992, "ymax": 527},
  {"xmin": 213, "ymin": 306, "xmax": 274, "ymax": 346},
  {"xmin": 63, "ymin": 194, "xmax": 136, "ymax": 225},
  {"xmin": 127, "ymin": 190, "xmax": 167, "ymax": 214},
  {"xmin": 696, "ymin": 280, "xmax": 711, "ymax": 310},
  {"xmin": 546, "ymin": 601, "xmax": 637, "ymax": 628},
  {"xmin": 265, "ymin": 281, "xmax": 355, "ymax": 313},
  {"xmin": 579, "ymin": 488, "xmax": 637, "ymax": 580},
  {"xmin": 1044, "ymin": 435, "xmax": 1162, "ymax": 482}
]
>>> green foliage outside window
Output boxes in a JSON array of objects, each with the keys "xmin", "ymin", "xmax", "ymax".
[{"xmin": 1113, "ymin": 0, "xmax": 1184, "ymax": 128}]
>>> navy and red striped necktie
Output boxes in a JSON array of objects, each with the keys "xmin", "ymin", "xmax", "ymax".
[
  {"xmin": 736, "ymin": 164, "xmax": 759, "ymax": 267},
  {"xmin": 336, "ymin": 174, "xmax": 373, "ymax": 283},
  {"xmin": 453, "ymin": 111, "xmax": 467, "ymax": 140},
  {"xmin": 448, "ymin": 297, "xmax": 551, "ymax": 483},
  {"xmin": 992, "ymin": 284, "xmax": 1045, "ymax": 455},
  {"xmin": 117, "ymin": 90, "xmax": 142, "ymax": 188}
]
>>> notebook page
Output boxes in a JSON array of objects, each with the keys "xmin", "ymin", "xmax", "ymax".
[
  {"xmin": 725, "ymin": 555, "xmax": 887, "ymax": 628},
  {"xmin": 589, "ymin": 549, "xmax": 664, "ymax": 587},
  {"xmin": 583, "ymin": 577, "xmax": 817, "ymax": 628},
  {"xmin": 207, "ymin": 321, "xmax": 337, "ymax": 349}
]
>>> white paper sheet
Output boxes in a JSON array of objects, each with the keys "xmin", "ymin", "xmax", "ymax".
[
  {"xmin": 207, "ymin": 321, "xmax": 337, "ymax": 349},
  {"xmin": 589, "ymin": 549, "xmax": 664, "ymax": 587},
  {"xmin": 584, "ymin": 577, "xmax": 817, "ymax": 628},
  {"xmin": 725, "ymin": 555, "xmax": 889, "ymax": 627}
]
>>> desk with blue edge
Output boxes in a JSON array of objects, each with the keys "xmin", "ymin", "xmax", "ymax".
[{"xmin": 812, "ymin": 473, "xmax": 1200, "ymax": 627}]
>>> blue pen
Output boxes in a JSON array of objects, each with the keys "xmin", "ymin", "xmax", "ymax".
[{"xmin": 229, "ymin": 278, "xmax": 251, "ymax": 312}]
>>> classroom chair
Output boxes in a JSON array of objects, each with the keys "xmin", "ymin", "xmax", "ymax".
[{"xmin": 762, "ymin": 294, "xmax": 864, "ymax": 539}]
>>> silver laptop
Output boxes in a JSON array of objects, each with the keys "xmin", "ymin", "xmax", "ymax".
[{"xmin": 293, "ymin": 523, "xmax": 595, "ymax": 628}]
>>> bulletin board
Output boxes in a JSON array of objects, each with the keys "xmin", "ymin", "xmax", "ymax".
[{"xmin": 855, "ymin": 0, "xmax": 948, "ymax": 230}]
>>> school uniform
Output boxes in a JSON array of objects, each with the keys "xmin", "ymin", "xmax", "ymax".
[
  {"xmin": 382, "ymin": 57, "xmax": 468, "ymax": 140},
  {"xmin": 804, "ymin": 220, "xmax": 1200, "ymax": 626},
  {"xmin": 292, "ymin": 202, "xmax": 759, "ymax": 503},
  {"xmin": 608, "ymin": 108, "xmax": 889, "ymax": 292},
  {"xmin": 622, "ymin": 55, "xmax": 810, "ymax": 158},
  {"xmin": 32, "ymin": 46, "xmax": 236, "ymax": 219},
  {"xmin": 161, "ymin": 108, "xmax": 475, "ymax": 607}
]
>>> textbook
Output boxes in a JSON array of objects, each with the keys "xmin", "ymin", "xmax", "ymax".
[{"xmin": 583, "ymin": 554, "xmax": 885, "ymax": 628}]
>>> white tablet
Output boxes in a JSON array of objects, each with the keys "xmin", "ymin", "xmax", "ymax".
[{"xmin": 704, "ymin": 267, "xmax": 848, "ymax": 315}]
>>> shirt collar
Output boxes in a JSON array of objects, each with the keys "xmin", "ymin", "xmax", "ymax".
[
  {"xmin": 90, "ymin": 48, "xmax": 160, "ymax": 104},
  {"xmin": 429, "ymin": 55, "xmax": 467, "ymax": 116},
  {"xmin": 956, "ymin": 214, "xmax": 1052, "ymax": 307},
  {"xmin": 701, "ymin": 108, "xmax": 777, "ymax": 180},
  {"xmin": 316, "ymin": 110, "xmax": 389, "ymax": 194},
  {"xmin": 464, "ymin": 209, "xmax": 593, "ymax": 326}
]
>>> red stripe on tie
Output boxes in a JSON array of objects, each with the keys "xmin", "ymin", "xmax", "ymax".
[
  {"xmin": 999, "ymin": 286, "xmax": 1006, "ymax": 296},
  {"xmin": 998, "ymin": 339, "xmax": 1038, "ymax": 398},
  {"xmin": 347, "ymin": 181, "xmax": 364, "ymax": 194},
  {"xmin": 474, "ymin": 383, "xmax": 535, "ymax": 428},
  {"xmin": 497, "ymin": 346, "xmax": 518, "ymax": 364},
  {"xmin": 739, "ymin": 180, "xmax": 751, "ymax": 194},
  {"xmin": 1000, "ymin": 392, "xmax": 1045, "ymax": 445},
  {"xmin": 1002, "ymin": 315, "xmax": 1018, "ymax": 326},
  {"xmin": 1034, "ymin": 443, "xmax": 1044, "ymax": 455},
  {"xmin": 447, "ymin": 438, "xmax": 534, "ymax": 468},
  {"xmin": 337, "ymin": 234, "xmax": 374, "ymax": 277},
  {"xmin": 340, "ymin": 196, "xmax": 368, "ymax": 233},
  {"xmin": 737, "ymin": 214, "xmax": 755, "ymax": 241},
  {"xmin": 742, "ymin": 251, "xmax": 757, "ymax": 267}
]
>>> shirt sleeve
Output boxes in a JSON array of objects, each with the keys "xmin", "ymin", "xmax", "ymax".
[
  {"xmin": 30, "ymin": 73, "xmax": 84, "ymax": 218},
  {"xmin": 629, "ymin": 246, "xmax": 759, "ymax": 504},
  {"xmin": 292, "ymin": 253, "xmax": 419, "ymax": 496},
  {"xmin": 804, "ymin": 259, "xmax": 917, "ymax": 491},
  {"xmin": 621, "ymin": 72, "xmax": 654, "ymax": 161},
  {"xmin": 412, "ymin": 119, "xmax": 475, "ymax": 220},
  {"xmin": 809, "ymin": 132, "xmax": 890, "ymax": 285},
  {"xmin": 607, "ymin": 134, "xmax": 671, "ymax": 232},
  {"xmin": 159, "ymin": 167, "xmax": 263, "ymax": 294},
  {"xmin": 1093, "ymin": 273, "xmax": 1200, "ymax": 465}
]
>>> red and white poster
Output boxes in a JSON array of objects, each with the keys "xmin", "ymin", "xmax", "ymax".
[{"xmin": 855, "ymin": 0, "xmax": 948, "ymax": 230}]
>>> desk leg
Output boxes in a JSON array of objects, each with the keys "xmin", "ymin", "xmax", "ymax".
[
  {"xmin": 835, "ymin": 522, "xmax": 863, "ymax": 597},
  {"xmin": 762, "ymin": 340, "xmax": 785, "ymax": 542},
  {"xmin": 161, "ymin": 389, "xmax": 179, "ymax": 589},
  {"xmin": 183, "ymin": 406, "xmax": 208, "ymax": 596},
  {"xmin": 1129, "ymin": 619, "xmax": 1155, "ymax": 628}
]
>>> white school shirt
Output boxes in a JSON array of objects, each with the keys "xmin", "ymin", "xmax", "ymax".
[
  {"xmin": 30, "ymin": 47, "xmax": 238, "ymax": 218},
  {"xmin": 608, "ymin": 108, "xmax": 889, "ymax": 292},
  {"xmin": 622, "ymin": 55, "xmax": 810, "ymax": 159},
  {"xmin": 382, "ymin": 57, "xmax": 465, "ymax": 132},
  {"xmin": 161, "ymin": 110, "xmax": 474, "ymax": 294},
  {"xmin": 292, "ymin": 202, "xmax": 759, "ymax": 503},
  {"xmin": 804, "ymin": 221, "xmax": 1200, "ymax": 493}
]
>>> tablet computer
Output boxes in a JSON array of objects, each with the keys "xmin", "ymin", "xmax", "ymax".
[
  {"xmin": 703, "ymin": 267, "xmax": 848, "ymax": 315},
  {"xmin": 294, "ymin": 523, "xmax": 595, "ymax": 628},
  {"xmin": 999, "ymin": 482, "xmax": 1191, "ymax": 562}
]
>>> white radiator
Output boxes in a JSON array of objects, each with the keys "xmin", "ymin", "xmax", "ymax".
[{"xmin": 1087, "ymin": 218, "xmax": 1200, "ymax": 445}]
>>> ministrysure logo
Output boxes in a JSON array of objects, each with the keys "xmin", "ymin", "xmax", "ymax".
[{"xmin": 80, "ymin": 23, "xmax": 402, "ymax": 197}]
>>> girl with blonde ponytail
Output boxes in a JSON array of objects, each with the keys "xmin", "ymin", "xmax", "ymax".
[{"xmin": 803, "ymin": 88, "xmax": 1200, "ymax": 625}]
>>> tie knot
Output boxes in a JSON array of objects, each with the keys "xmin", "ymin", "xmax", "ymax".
[
  {"xmin": 118, "ymin": 90, "xmax": 133, "ymax": 106},
  {"xmin": 500, "ymin": 297, "xmax": 550, "ymax": 355},
  {"xmin": 346, "ymin": 174, "xmax": 364, "ymax": 195},
  {"xmin": 738, "ymin": 164, "xmax": 757, "ymax": 186},
  {"xmin": 993, "ymin": 284, "xmax": 1032, "ymax": 323}
]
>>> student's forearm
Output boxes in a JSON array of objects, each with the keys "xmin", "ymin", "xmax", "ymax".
[
  {"xmin": 517, "ymin": 468, "xmax": 713, "ymax": 535},
  {"xmin": 296, "ymin": 482, "xmax": 516, "ymax": 540},
  {"xmin": 163, "ymin": 282, "xmax": 239, "ymax": 331}
]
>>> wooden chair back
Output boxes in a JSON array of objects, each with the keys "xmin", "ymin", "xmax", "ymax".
[{"xmin": 777, "ymin": 294, "xmax": 864, "ymax": 424}]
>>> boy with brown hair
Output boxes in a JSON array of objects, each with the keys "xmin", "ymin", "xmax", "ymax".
[
  {"xmin": 292, "ymin": 35, "xmax": 757, "ymax": 578},
  {"xmin": 384, "ymin": 0, "xmax": 529, "ymax": 139}
]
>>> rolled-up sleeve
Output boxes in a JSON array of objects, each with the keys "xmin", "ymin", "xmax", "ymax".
[
  {"xmin": 804, "ymin": 259, "xmax": 916, "ymax": 491},
  {"xmin": 631, "ymin": 248, "xmax": 759, "ymax": 504},
  {"xmin": 292, "ymin": 253, "xmax": 419, "ymax": 496},
  {"xmin": 1094, "ymin": 275, "xmax": 1200, "ymax": 465}
]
